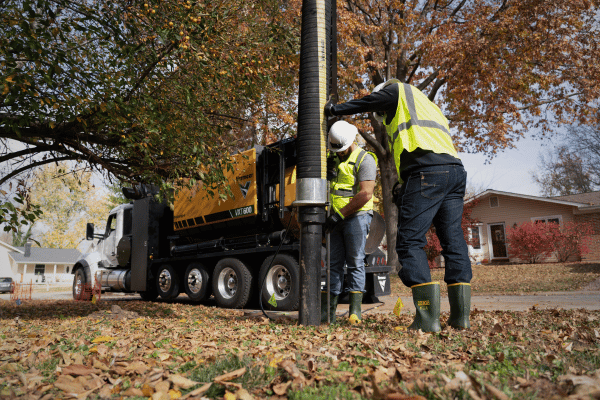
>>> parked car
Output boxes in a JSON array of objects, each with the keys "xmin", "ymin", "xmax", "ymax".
[{"xmin": 0, "ymin": 277, "xmax": 13, "ymax": 293}]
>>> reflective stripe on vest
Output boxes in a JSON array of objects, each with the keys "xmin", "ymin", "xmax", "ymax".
[
  {"xmin": 384, "ymin": 83, "xmax": 458, "ymax": 179},
  {"xmin": 330, "ymin": 147, "xmax": 375, "ymax": 214}
]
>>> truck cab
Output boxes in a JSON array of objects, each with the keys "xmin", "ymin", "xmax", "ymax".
[{"xmin": 72, "ymin": 203, "xmax": 134, "ymax": 299}]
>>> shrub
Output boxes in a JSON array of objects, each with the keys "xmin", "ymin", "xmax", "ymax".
[
  {"xmin": 506, "ymin": 221, "xmax": 559, "ymax": 264},
  {"xmin": 553, "ymin": 221, "xmax": 593, "ymax": 262}
]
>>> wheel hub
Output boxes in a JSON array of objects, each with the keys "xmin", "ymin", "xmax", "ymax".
[
  {"xmin": 158, "ymin": 269, "xmax": 172, "ymax": 293},
  {"xmin": 218, "ymin": 267, "xmax": 237, "ymax": 299},
  {"xmin": 187, "ymin": 269, "xmax": 203, "ymax": 294},
  {"xmin": 266, "ymin": 265, "xmax": 290, "ymax": 301}
]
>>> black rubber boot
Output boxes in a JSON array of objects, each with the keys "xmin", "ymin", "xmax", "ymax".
[
  {"xmin": 320, "ymin": 291, "xmax": 338, "ymax": 324},
  {"xmin": 408, "ymin": 282, "xmax": 441, "ymax": 333},
  {"xmin": 447, "ymin": 283, "xmax": 471, "ymax": 329},
  {"xmin": 348, "ymin": 291, "xmax": 363, "ymax": 324}
]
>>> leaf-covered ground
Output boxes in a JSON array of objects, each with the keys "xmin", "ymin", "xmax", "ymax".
[
  {"xmin": 1, "ymin": 262, "xmax": 599, "ymax": 399},
  {"xmin": 391, "ymin": 262, "xmax": 600, "ymax": 296}
]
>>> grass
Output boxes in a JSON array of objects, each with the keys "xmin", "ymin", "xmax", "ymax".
[
  {"xmin": 390, "ymin": 261, "xmax": 600, "ymax": 295},
  {"xmin": 0, "ymin": 262, "xmax": 598, "ymax": 399}
]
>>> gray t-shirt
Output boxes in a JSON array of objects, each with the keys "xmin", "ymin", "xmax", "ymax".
[{"xmin": 357, "ymin": 152, "xmax": 377, "ymax": 182}]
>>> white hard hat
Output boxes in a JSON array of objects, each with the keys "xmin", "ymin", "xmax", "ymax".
[
  {"xmin": 372, "ymin": 79, "xmax": 402, "ymax": 123},
  {"xmin": 328, "ymin": 121, "xmax": 357, "ymax": 153}
]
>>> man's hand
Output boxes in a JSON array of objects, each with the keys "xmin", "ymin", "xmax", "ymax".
[
  {"xmin": 326, "ymin": 156, "xmax": 337, "ymax": 181},
  {"xmin": 324, "ymin": 210, "xmax": 344, "ymax": 233},
  {"xmin": 324, "ymin": 99, "xmax": 336, "ymax": 117}
]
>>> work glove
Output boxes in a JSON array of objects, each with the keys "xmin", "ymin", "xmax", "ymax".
[
  {"xmin": 326, "ymin": 155, "xmax": 337, "ymax": 181},
  {"xmin": 324, "ymin": 210, "xmax": 344, "ymax": 234},
  {"xmin": 324, "ymin": 99, "xmax": 336, "ymax": 118}
]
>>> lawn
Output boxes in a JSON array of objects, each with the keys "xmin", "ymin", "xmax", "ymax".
[
  {"xmin": 390, "ymin": 261, "xmax": 600, "ymax": 295},
  {"xmin": 0, "ymin": 262, "xmax": 599, "ymax": 400}
]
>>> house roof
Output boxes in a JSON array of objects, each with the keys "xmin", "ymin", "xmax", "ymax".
[
  {"xmin": 9, "ymin": 247, "xmax": 81, "ymax": 264},
  {"xmin": 0, "ymin": 240, "xmax": 22, "ymax": 253},
  {"xmin": 550, "ymin": 191, "xmax": 600, "ymax": 206},
  {"xmin": 467, "ymin": 189, "xmax": 600, "ymax": 213}
]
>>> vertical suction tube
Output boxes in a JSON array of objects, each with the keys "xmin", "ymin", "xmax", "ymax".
[{"xmin": 295, "ymin": 0, "xmax": 332, "ymax": 325}]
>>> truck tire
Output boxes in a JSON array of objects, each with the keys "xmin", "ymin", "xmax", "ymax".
[
  {"xmin": 183, "ymin": 262, "xmax": 210, "ymax": 302},
  {"xmin": 139, "ymin": 282, "xmax": 158, "ymax": 301},
  {"xmin": 72, "ymin": 268, "xmax": 91, "ymax": 301},
  {"xmin": 156, "ymin": 264, "xmax": 180, "ymax": 299},
  {"xmin": 258, "ymin": 254, "xmax": 300, "ymax": 311},
  {"xmin": 212, "ymin": 258, "xmax": 252, "ymax": 309}
]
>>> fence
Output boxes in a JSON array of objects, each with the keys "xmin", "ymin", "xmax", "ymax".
[
  {"xmin": 10, "ymin": 281, "xmax": 33, "ymax": 302},
  {"xmin": 74, "ymin": 275, "xmax": 102, "ymax": 301}
]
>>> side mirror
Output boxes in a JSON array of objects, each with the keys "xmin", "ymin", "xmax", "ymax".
[{"xmin": 86, "ymin": 223, "xmax": 95, "ymax": 241}]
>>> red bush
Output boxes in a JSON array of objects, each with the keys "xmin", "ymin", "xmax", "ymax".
[
  {"xmin": 507, "ymin": 220, "xmax": 594, "ymax": 263},
  {"xmin": 506, "ymin": 221, "xmax": 560, "ymax": 263},
  {"xmin": 553, "ymin": 221, "xmax": 593, "ymax": 262}
]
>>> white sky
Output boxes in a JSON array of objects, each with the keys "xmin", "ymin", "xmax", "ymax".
[{"xmin": 459, "ymin": 135, "xmax": 556, "ymax": 197}]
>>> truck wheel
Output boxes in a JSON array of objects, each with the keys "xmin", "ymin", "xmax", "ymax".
[
  {"xmin": 184, "ymin": 263, "xmax": 210, "ymax": 302},
  {"xmin": 156, "ymin": 264, "xmax": 180, "ymax": 299},
  {"xmin": 72, "ymin": 268, "xmax": 91, "ymax": 300},
  {"xmin": 258, "ymin": 254, "xmax": 300, "ymax": 311},
  {"xmin": 212, "ymin": 258, "xmax": 252, "ymax": 309},
  {"xmin": 139, "ymin": 282, "xmax": 158, "ymax": 301}
]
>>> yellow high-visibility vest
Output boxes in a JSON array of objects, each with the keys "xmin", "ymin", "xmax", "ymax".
[
  {"xmin": 383, "ymin": 82, "xmax": 459, "ymax": 180},
  {"xmin": 330, "ymin": 147, "xmax": 376, "ymax": 214}
]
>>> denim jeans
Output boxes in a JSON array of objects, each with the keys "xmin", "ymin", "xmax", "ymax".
[
  {"xmin": 329, "ymin": 213, "xmax": 372, "ymax": 296},
  {"xmin": 395, "ymin": 164, "xmax": 472, "ymax": 288}
]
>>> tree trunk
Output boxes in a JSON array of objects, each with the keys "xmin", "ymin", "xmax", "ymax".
[{"xmin": 359, "ymin": 121, "xmax": 400, "ymax": 272}]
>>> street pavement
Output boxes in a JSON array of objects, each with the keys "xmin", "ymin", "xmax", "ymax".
[{"xmin": 1, "ymin": 288, "xmax": 598, "ymax": 313}]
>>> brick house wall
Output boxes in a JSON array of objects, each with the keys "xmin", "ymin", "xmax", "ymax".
[
  {"xmin": 574, "ymin": 212, "xmax": 600, "ymax": 261},
  {"xmin": 468, "ymin": 191, "xmax": 600, "ymax": 263}
]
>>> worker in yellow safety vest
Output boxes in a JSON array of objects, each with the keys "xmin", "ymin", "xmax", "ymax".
[
  {"xmin": 325, "ymin": 79, "xmax": 472, "ymax": 332},
  {"xmin": 322, "ymin": 121, "xmax": 377, "ymax": 325}
]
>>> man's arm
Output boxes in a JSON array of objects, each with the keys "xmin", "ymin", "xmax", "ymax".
[
  {"xmin": 329, "ymin": 85, "xmax": 398, "ymax": 118},
  {"xmin": 337, "ymin": 180, "xmax": 375, "ymax": 217}
]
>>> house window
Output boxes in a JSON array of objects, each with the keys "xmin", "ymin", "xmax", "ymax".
[
  {"xmin": 490, "ymin": 196, "xmax": 499, "ymax": 208},
  {"xmin": 34, "ymin": 264, "xmax": 45, "ymax": 276},
  {"xmin": 532, "ymin": 215, "xmax": 562, "ymax": 224},
  {"xmin": 470, "ymin": 227, "xmax": 481, "ymax": 249},
  {"xmin": 66, "ymin": 266, "xmax": 70, "ymax": 274}
]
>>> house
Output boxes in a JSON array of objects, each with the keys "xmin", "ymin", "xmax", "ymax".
[
  {"xmin": 466, "ymin": 190, "xmax": 600, "ymax": 263},
  {"xmin": 2, "ymin": 241, "xmax": 81, "ymax": 284},
  {"xmin": 0, "ymin": 240, "xmax": 20, "ymax": 278}
]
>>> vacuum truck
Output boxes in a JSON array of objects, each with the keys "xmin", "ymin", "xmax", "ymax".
[{"xmin": 72, "ymin": 137, "xmax": 391, "ymax": 311}]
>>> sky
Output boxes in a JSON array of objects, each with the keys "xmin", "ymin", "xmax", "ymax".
[{"xmin": 458, "ymin": 135, "xmax": 556, "ymax": 197}]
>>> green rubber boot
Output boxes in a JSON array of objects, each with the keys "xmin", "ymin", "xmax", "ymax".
[
  {"xmin": 320, "ymin": 292, "xmax": 338, "ymax": 324},
  {"xmin": 408, "ymin": 282, "xmax": 441, "ymax": 332},
  {"xmin": 447, "ymin": 283, "xmax": 471, "ymax": 329},
  {"xmin": 348, "ymin": 291, "xmax": 363, "ymax": 324}
]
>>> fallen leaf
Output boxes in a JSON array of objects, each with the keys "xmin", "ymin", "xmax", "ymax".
[
  {"xmin": 214, "ymin": 367, "xmax": 246, "ymax": 383},
  {"xmin": 170, "ymin": 374, "xmax": 200, "ymax": 389},
  {"xmin": 272, "ymin": 381, "xmax": 291, "ymax": 395},
  {"xmin": 61, "ymin": 364, "xmax": 99, "ymax": 376},
  {"xmin": 91, "ymin": 336, "xmax": 116, "ymax": 344}
]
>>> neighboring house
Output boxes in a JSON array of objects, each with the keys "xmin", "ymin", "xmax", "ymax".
[
  {"xmin": 0, "ymin": 240, "xmax": 21, "ymax": 278},
  {"xmin": 466, "ymin": 190, "xmax": 600, "ymax": 263},
  {"xmin": 6, "ymin": 242, "xmax": 81, "ymax": 284}
]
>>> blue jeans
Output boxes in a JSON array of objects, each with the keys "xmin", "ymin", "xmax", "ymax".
[
  {"xmin": 329, "ymin": 213, "xmax": 372, "ymax": 296},
  {"xmin": 395, "ymin": 164, "xmax": 472, "ymax": 288}
]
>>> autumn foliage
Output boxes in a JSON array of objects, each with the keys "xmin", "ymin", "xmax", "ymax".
[
  {"xmin": 506, "ymin": 221, "xmax": 593, "ymax": 264},
  {"xmin": 552, "ymin": 221, "xmax": 594, "ymax": 263}
]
